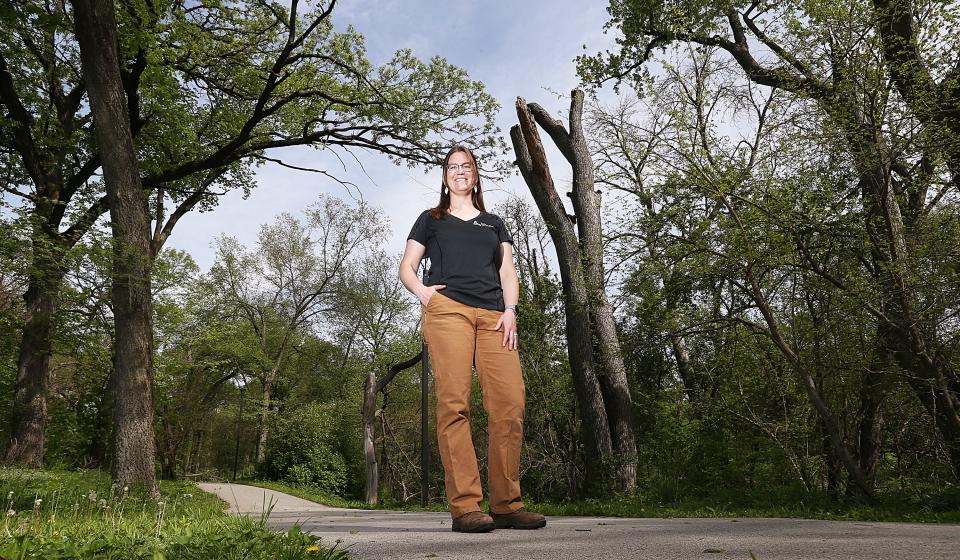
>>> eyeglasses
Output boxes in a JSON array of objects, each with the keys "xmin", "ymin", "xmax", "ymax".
[{"xmin": 446, "ymin": 163, "xmax": 474, "ymax": 173}]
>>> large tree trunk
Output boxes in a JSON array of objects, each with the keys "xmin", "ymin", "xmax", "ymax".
[
  {"xmin": 4, "ymin": 261, "xmax": 64, "ymax": 466},
  {"xmin": 512, "ymin": 98, "xmax": 615, "ymax": 493},
  {"xmin": 563, "ymin": 90, "xmax": 638, "ymax": 491},
  {"xmin": 73, "ymin": 0, "xmax": 156, "ymax": 492},
  {"xmin": 519, "ymin": 90, "xmax": 638, "ymax": 491}
]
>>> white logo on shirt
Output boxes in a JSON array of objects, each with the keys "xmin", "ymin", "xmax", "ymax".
[{"xmin": 473, "ymin": 220, "xmax": 495, "ymax": 228}]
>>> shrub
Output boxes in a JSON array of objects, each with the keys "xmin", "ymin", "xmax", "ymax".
[{"xmin": 262, "ymin": 402, "xmax": 348, "ymax": 495}]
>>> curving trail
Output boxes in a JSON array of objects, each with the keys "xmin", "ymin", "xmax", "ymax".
[{"xmin": 198, "ymin": 483, "xmax": 960, "ymax": 560}]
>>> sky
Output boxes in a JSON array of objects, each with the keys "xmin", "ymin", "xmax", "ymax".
[{"xmin": 163, "ymin": 0, "xmax": 619, "ymax": 270}]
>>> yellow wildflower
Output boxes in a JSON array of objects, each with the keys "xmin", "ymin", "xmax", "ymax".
[{"xmin": 305, "ymin": 545, "xmax": 320, "ymax": 552}]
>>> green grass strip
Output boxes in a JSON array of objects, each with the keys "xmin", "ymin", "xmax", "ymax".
[{"xmin": 0, "ymin": 467, "xmax": 348, "ymax": 559}]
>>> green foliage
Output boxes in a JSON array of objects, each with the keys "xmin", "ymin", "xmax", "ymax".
[
  {"xmin": 0, "ymin": 467, "xmax": 346, "ymax": 559},
  {"xmin": 526, "ymin": 487, "xmax": 960, "ymax": 522},
  {"xmin": 261, "ymin": 403, "xmax": 348, "ymax": 495},
  {"xmin": 578, "ymin": 0, "xmax": 960, "ymax": 506}
]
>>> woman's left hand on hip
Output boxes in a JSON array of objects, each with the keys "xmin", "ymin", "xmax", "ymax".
[{"xmin": 495, "ymin": 310, "xmax": 519, "ymax": 351}]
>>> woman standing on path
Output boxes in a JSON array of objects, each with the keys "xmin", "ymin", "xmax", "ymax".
[{"xmin": 399, "ymin": 145, "xmax": 547, "ymax": 533}]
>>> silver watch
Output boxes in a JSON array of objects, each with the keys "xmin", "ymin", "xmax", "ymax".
[{"xmin": 504, "ymin": 304, "xmax": 518, "ymax": 315}]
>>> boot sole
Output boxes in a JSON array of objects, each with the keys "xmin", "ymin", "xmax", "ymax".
[
  {"xmin": 452, "ymin": 522, "xmax": 496, "ymax": 533},
  {"xmin": 493, "ymin": 518, "xmax": 547, "ymax": 530}
]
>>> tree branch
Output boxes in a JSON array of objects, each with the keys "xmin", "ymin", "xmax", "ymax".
[{"xmin": 0, "ymin": 52, "xmax": 45, "ymax": 190}]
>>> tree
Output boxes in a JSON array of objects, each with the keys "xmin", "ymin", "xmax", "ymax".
[
  {"xmin": 511, "ymin": 90, "xmax": 638, "ymax": 491},
  {"xmin": 323, "ymin": 250, "xmax": 423, "ymax": 504},
  {"xmin": 207, "ymin": 197, "xmax": 383, "ymax": 463},
  {"xmin": 586, "ymin": 94, "xmax": 699, "ymax": 401},
  {"xmin": 579, "ymin": 0, "xmax": 960, "ymax": 486},
  {"xmin": 73, "ymin": 0, "xmax": 157, "ymax": 490},
  {"xmin": 871, "ymin": 0, "xmax": 960, "ymax": 192},
  {"xmin": 363, "ymin": 352, "xmax": 421, "ymax": 504},
  {"xmin": 1, "ymin": 0, "xmax": 503, "ymax": 471}
]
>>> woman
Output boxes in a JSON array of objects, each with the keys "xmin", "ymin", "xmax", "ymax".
[{"xmin": 399, "ymin": 145, "xmax": 546, "ymax": 533}]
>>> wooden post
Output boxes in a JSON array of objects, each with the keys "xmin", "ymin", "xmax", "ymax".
[
  {"xmin": 232, "ymin": 384, "xmax": 244, "ymax": 481},
  {"xmin": 363, "ymin": 370, "xmax": 379, "ymax": 504},
  {"xmin": 421, "ymin": 342, "xmax": 430, "ymax": 506}
]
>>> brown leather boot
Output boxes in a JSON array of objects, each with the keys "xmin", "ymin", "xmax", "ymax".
[
  {"xmin": 490, "ymin": 507, "xmax": 547, "ymax": 529},
  {"xmin": 451, "ymin": 511, "xmax": 496, "ymax": 533}
]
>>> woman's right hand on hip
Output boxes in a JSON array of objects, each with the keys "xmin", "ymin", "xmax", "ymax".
[{"xmin": 417, "ymin": 284, "xmax": 446, "ymax": 306}]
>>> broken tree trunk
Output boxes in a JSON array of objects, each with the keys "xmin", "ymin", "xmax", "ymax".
[
  {"xmin": 364, "ymin": 351, "xmax": 423, "ymax": 504},
  {"xmin": 511, "ymin": 94, "xmax": 622, "ymax": 493},
  {"xmin": 526, "ymin": 89, "xmax": 638, "ymax": 491}
]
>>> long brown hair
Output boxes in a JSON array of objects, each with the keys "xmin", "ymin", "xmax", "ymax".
[{"xmin": 428, "ymin": 144, "xmax": 485, "ymax": 219}]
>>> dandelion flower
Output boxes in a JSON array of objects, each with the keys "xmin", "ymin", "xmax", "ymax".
[
  {"xmin": 305, "ymin": 545, "xmax": 320, "ymax": 552},
  {"xmin": 33, "ymin": 499, "xmax": 42, "ymax": 506},
  {"xmin": 6, "ymin": 509, "xmax": 14, "ymax": 517}
]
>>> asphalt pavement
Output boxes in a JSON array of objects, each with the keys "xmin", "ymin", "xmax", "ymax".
[{"xmin": 197, "ymin": 482, "xmax": 960, "ymax": 560}]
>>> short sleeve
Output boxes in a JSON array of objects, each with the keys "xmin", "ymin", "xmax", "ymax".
[
  {"xmin": 493, "ymin": 215, "xmax": 513, "ymax": 245},
  {"xmin": 407, "ymin": 210, "xmax": 429, "ymax": 245}
]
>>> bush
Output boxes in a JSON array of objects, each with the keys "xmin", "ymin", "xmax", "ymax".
[{"xmin": 261, "ymin": 402, "xmax": 348, "ymax": 495}]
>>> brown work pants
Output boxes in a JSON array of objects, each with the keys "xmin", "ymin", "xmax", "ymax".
[{"xmin": 422, "ymin": 292, "xmax": 525, "ymax": 518}]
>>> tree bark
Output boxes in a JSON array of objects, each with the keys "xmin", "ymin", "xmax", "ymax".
[
  {"xmin": 512, "ymin": 97, "xmax": 615, "ymax": 493},
  {"xmin": 364, "ymin": 370, "xmax": 379, "ymax": 504},
  {"xmin": 668, "ymin": 328, "xmax": 696, "ymax": 401},
  {"xmin": 73, "ymin": 0, "xmax": 156, "ymax": 492},
  {"xmin": 255, "ymin": 380, "xmax": 272, "ymax": 464}
]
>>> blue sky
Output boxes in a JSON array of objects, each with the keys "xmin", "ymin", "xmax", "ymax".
[{"xmin": 165, "ymin": 0, "xmax": 618, "ymax": 270}]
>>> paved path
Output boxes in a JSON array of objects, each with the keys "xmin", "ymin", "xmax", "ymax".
[{"xmin": 197, "ymin": 483, "xmax": 960, "ymax": 560}]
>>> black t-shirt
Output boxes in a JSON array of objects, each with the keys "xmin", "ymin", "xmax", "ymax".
[{"xmin": 407, "ymin": 210, "xmax": 514, "ymax": 311}]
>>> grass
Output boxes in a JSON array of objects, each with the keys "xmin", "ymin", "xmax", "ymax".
[
  {"xmin": 240, "ymin": 479, "xmax": 960, "ymax": 523},
  {"xmin": 524, "ymin": 491, "xmax": 960, "ymax": 523},
  {"xmin": 0, "ymin": 467, "xmax": 348, "ymax": 559}
]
